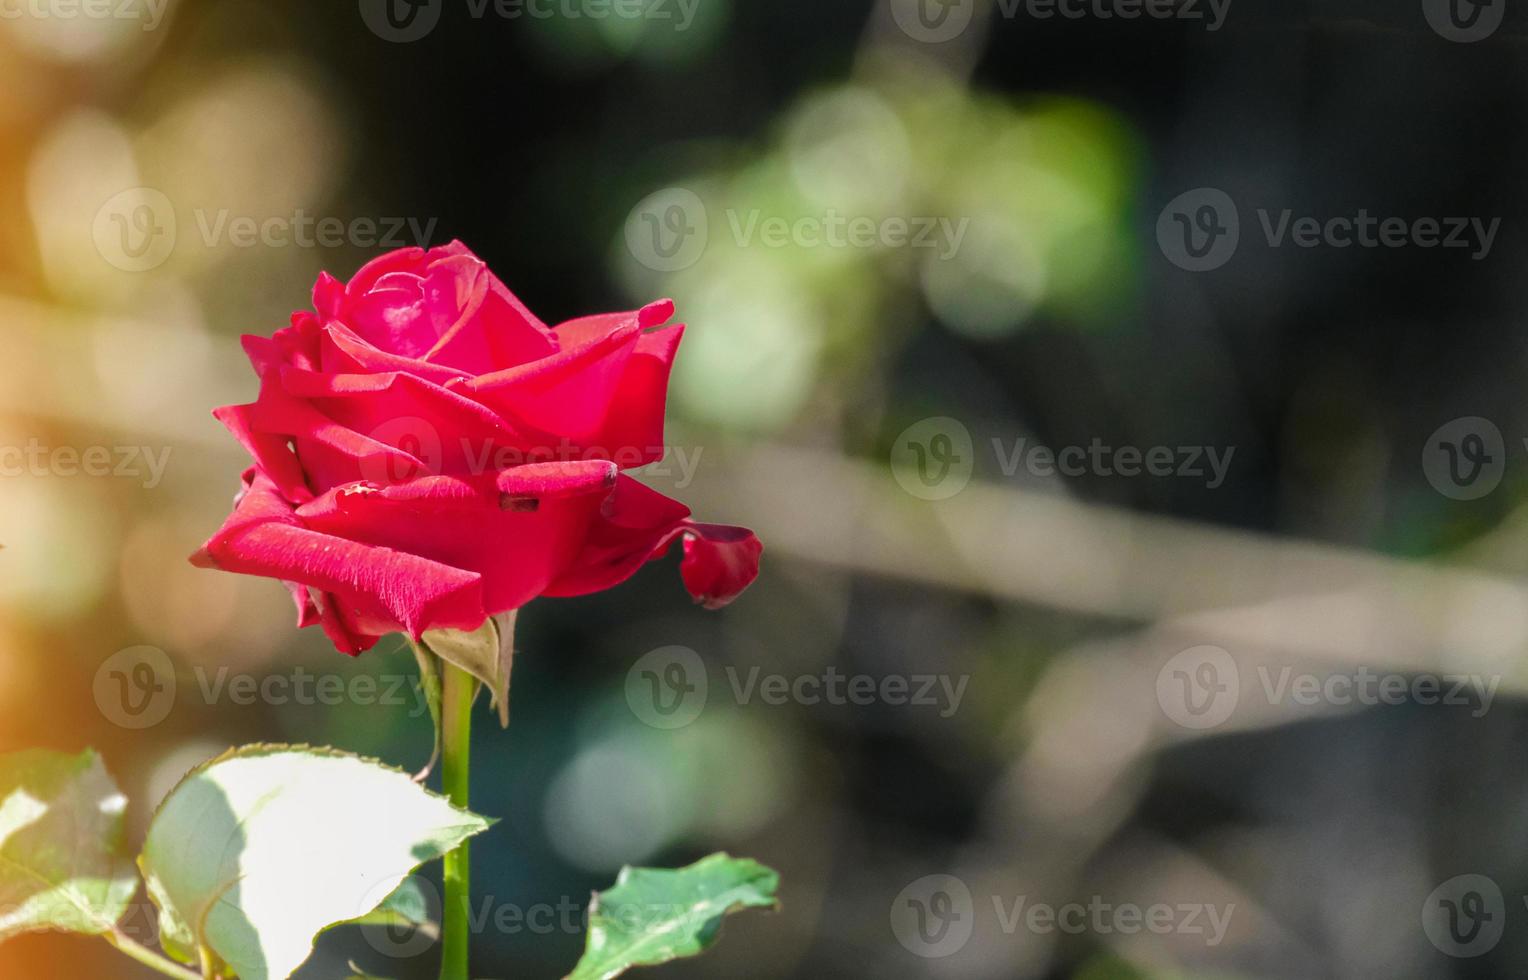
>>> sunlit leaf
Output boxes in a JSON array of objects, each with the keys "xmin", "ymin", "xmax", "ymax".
[
  {"xmin": 140, "ymin": 745, "xmax": 491, "ymax": 980},
  {"xmin": 567, "ymin": 853, "xmax": 779, "ymax": 980},
  {"xmin": 327, "ymin": 876, "xmax": 438, "ymax": 938},
  {"xmin": 0, "ymin": 749, "xmax": 136, "ymax": 941}
]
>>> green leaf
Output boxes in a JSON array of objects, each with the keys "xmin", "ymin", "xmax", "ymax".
[
  {"xmin": 419, "ymin": 609, "xmax": 518, "ymax": 727},
  {"xmin": 0, "ymin": 749, "xmax": 137, "ymax": 941},
  {"xmin": 327, "ymin": 876, "xmax": 438, "ymax": 938},
  {"xmin": 139, "ymin": 744, "xmax": 491, "ymax": 980},
  {"xmin": 567, "ymin": 853, "xmax": 780, "ymax": 980},
  {"xmin": 408, "ymin": 639, "xmax": 444, "ymax": 779}
]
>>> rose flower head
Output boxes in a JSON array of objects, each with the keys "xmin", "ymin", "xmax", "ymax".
[{"xmin": 192, "ymin": 242, "xmax": 762, "ymax": 655}]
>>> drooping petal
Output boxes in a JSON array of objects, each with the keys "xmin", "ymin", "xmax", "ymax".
[
  {"xmin": 191, "ymin": 471, "xmax": 489, "ymax": 649},
  {"xmin": 543, "ymin": 476, "xmax": 762, "ymax": 608},
  {"xmin": 678, "ymin": 523, "xmax": 763, "ymax": 609}
]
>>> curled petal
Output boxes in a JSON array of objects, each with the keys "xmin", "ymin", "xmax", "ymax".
[
  {"xmin": 338, "ymin": 241, "xmax": 556, "ymax": 373},
  {"xmin": 319, "ymin": 321, "xmax": 470, "ymax": 386},
  {"xmin": 544, "ymin": 476, "xmax": 762, "ymax": 608},
  {"xmin": 679, "ymin": 523, "xmax": 763, "ymax": 609},
  {"xmin": 191, "ymin": 471, "xmax": 488, "ymax": 650}
]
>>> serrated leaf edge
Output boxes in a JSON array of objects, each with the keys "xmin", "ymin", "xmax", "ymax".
[{"xmin": 137, "ymin": 743, "xmax": 496, "ymax": 975}]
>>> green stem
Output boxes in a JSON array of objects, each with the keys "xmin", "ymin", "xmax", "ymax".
[
  {"xmin": 102, "ymin": 930, "xmax": 203, "ymax": 980},
  {"xmin": 198, "ymin": 944, "xmax": 218, "ymax": 980},
  {"xmin": 439, "ymin": 662, "xmax": 476, "ymax": 980}
]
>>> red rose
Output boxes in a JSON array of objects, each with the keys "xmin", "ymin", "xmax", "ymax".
[{"xmin": 192, "ymin": 242, "xmax": 761, "ymax": 654}]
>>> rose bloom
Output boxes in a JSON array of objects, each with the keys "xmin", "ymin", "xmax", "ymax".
[{"xmin": 192, "ymin": 242, "xmax": 761, "ymax": 654}]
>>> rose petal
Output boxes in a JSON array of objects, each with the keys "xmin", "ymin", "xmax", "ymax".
[
  {"xmin": 319, "ymin": 322, "xmax": 470, "ymax": 386},
  {"xmin": 293, "ymin": 468, "xmax": 612, "ymax": 615},
  {"xmin": 191, "ymin": 471, "xmax": 489, "ymax": 645},
  {"xmin": 456, "ymin": 314, "xmax": 645, "ymax": 445},
  {"xmin": 678, "ymin": 523, "xmax": 763, "ymax": 609},
  {"xmin": 591, "ymin": 322, "xmax": 684, "ymax": 466},
  {"xmin": 543, "ymin": 476, "xmax": 762, "ymax": 608}
]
